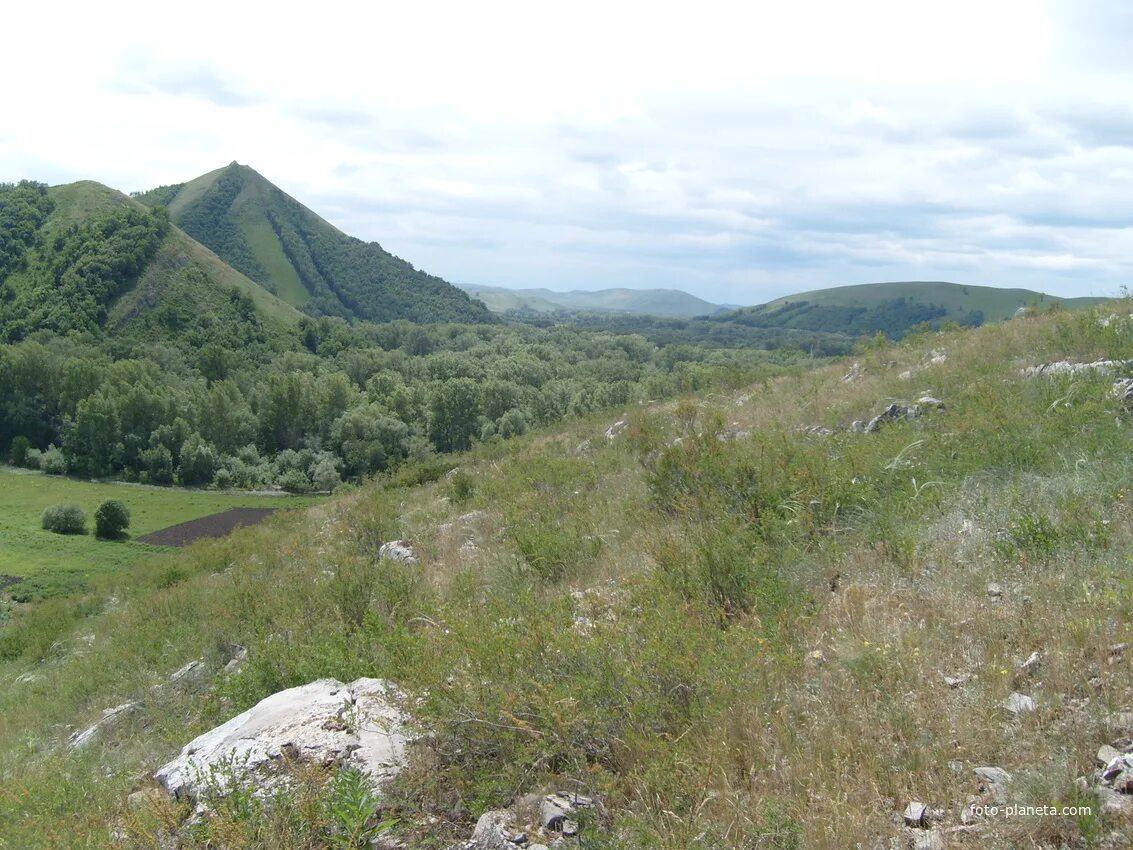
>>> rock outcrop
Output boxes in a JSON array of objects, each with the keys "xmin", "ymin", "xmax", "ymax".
[
  {"xmin": 154, "ymin": 678, "xmax": 407, "ymax": 801},
  {"xmin": 378, "ymin": 541, "xmax": 418, "ymax": 565}
]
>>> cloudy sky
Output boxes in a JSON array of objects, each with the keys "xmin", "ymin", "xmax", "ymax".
[{"xmin": 3, "ymin": 0, "xmax": 1131, "ymax": 305}]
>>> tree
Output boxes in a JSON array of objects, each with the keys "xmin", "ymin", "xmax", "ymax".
[
  {"xmin": 42, "ymin": 503, "xmax": 86, "ymax": 535},
  {"xmin": 94, "ymin": 500, "xmax": 130, "ymax": 539},
  {"xmin": 428, "ymin": 378, "xmax": 480, "ymax": 452},
  {"xmin": 178, "ymin": 434, "xmax": 219, "ymax": 486}
]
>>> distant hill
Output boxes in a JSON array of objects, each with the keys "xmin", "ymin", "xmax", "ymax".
[
  {"xmin": 134, "ymin": 163, "xmax": 493, "ymax": 325},
  {"xmin": 0, "ymin": 179, "xmax": 300, "ymax": 353},
  {"xmin": 714, "ymin": 281, "xmax": 1108, "ymax": 338},
  {"xmin": 458, "ymin": 283, "xmax": 726, "ymax": 317}
]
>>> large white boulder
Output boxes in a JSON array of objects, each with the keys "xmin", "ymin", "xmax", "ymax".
[{"xmin": 154, "ymin": 677, "xmax": 407, "ymax": 801}]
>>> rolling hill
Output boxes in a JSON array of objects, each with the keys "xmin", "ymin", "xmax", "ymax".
[
  {"xmin": 134, "ymin": 163, "xmax": 493, "ymax": 325},
  {"xmin": 714, "ymin": 280, "xmax": 1108, "ymax": 338},
  {"xmin": 458, "ymin": 283, "xmax": 727, "ymax": 317},
  {"xmin": 0, "ymin": 179, "xmax": 302, "ymax": 353}
]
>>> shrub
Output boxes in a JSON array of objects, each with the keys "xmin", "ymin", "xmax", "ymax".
[
  {"xmin": 9, "ymin": 436, "xmax": 30, "ymax": 466},
  {"xmin": 450, "ymin": 469, "xmax": 475, "ymax": 503},
  {"xmin": 94, "ymin": 499, "xmax": 130, "ymax": 539},
  {"xmin": 40, "ymin": 444, "xmax": 66, "ymax": 475},
  {"xmin": 41, "ymin": 503, "xmax": 86, "ymax": 535}
]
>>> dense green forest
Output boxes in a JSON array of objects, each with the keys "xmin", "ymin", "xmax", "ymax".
[{"xmin": 0, "ymin": 321, "xmax": 773, "ymax": 491}]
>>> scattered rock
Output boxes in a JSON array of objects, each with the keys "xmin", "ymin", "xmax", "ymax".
[
  {"xmin": 223, "ymin": 645, "xmax": 248, "ymax": 675},
  {"xmin": 1002, "ymin": 692, "xmax": 1036, "ymax": 715},
  {"xmin": 903, "ymin": 800, "xmax": 928, "ymax": 827},
  {"xmin": 898, "ymin": 370, "xmax": 913, "ymax": 381},
  {"xmin": 908, "ymin": 827, "xmax": 945, "ymax": 850},
  {"xmin": 69, "ymin": 701, "xmax": 139, "ymax": 750},
  {"xmin": 154, "ymin": 678, "xmax": 407, "ymax": 801},
  {"xmin": 604, "ymin": 420, "xmax": 627, "ymax": 440},
  {"xmin": 573, "ymin": 439, "xmax": 591, "ymax": 456},
  {"xmin": 973, "ymin": 767, "xmax": 1012, "ymax": 804},
  {"xmin": 801, "ymin": 424, "xmax": 835, "ymax": 437},
  {"xmin": 378, "ymin": 541, "xmax": 418, "ymax": 565},
  {"xmin": 168, "ymin": 659, "xmax": 206, "ymax": 686},
  {"xmin": 942, "ymin": 673, "xmax": 972, "ymax": 689},
  {"xmin": 1020, "ymin": 359, "xmax": 1132, "ymax": 378},
  {"xmin": 539, "ymin": 792, "xmax": 595, "ymax": 832},
  {"xmin": 916, "ymin": 395, "xmax": 945, "ymax": 410},
  {"xmin": 841, "ymin": 362, "xmax": 863, "ymax": 383},
  {"xmin": 986, "ymin": 582, "xmax": 1003, "ymax": 599},
  {"xmin": 929, "ymin": 350, "xmax": 947, "ymax": 365},
  {"xmin": 1098, "ymin": 745, "xmax": 1123, "ymax": 767},
  {"xmin": 463, "ymin": 810, "xmax": 516, "ymax": 850},
  {"xmin": 865, "ymin": 401, "xmax": 928, "ymax": 433},
  {"xmin": 1016, "ymin": 651, "xmax": 1041, "ymax": 676}
]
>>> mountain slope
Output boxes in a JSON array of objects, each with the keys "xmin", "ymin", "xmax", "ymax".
[
  {"xmin": 135, "ymin": 163, "xmax": 493, "ymax": 324},
  {"xmin": 459, "ymin": 282, "xmax": 726, "ymax": 317},
  {"xmin": 0, "ymin": 179, "xmax": 301, "ymax": 353},
  {"xmin": 716, "ymin": 280, "xmax": 1107, "ymax": 338}
]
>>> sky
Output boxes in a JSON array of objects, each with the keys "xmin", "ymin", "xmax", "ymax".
[{"xmin": 2, "ymin": 0, "xmax": 1132, "ymax": 305}]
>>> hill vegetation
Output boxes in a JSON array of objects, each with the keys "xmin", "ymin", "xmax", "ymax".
[
  {"xmin": 134, "ymin": 164, "xmax": 494, "ymax": 325},
  {"xmin": 3, "ymin": 303, "xmax": 1133, "ymax": 847},
  {"xmin": 459, "ymin": 283, "xmax": 727, "ymax": 317},
  {"xmin": 715, "ymin": 280, "xmax": 1108, "ymax": 338}
]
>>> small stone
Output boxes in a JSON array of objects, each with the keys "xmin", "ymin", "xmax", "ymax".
[
  {"xmin": 942, "ymin": 673, "xmax": 971, "ymax": 689},
  {"xmin": 1097, "ymin": 785, "xmax": 1133, "ymax": 814},
  {"xmin": 561, "ymin": 819, "xmax": 580, "ymax": 838},
  {"xmin": 168, "ymin": 659, "xmax": 206, "ymax": 685},
  {"xmin": 604, "ymin": 420, "xmax": 627, "ymax": 440},
  {"xmin": 1017, "ymin": 651, "xmax": 1041, "ymax": 675},
  {"xmin": 378, "ymin": 541, "xmax": 417, "ymax": 565},
  {"xmin": 807, "ymin": 649, "xmax": 827, "ymax": 665},
  {"xmin": 903, "ymin": 800, "xmax": 928, "ymax": 827},
  {"xmin": 1110, "ymin": 642, "xmax": 1128, "ymax": 656},
  {"xmin": 1098, "ymin": 745, "xmax": 1122, "ymax": 766},
  {"xmin": 508, "ymin": 832, "xmax": 527, "ymax": 845},
  {"xmin": 1002, "ymin": 692, "xmax": 1036, "ymax": 715},
  {"xmin": 916, "ymin": 396, "xmax": 945, "ymax": 409},
  {"xmin": 974, "ymin": 767, "xmax": 1012, "ymax": 803},
  {"xmin": 986, "ymin": 582, "xmax": 1003, "ymax": 599},
  {"xmin": 909, "ymin": 828, "xmax": 945, "ymax": 850}
]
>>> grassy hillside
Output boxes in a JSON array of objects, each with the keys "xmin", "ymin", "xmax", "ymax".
[
  {"xmin": 459, "ymin": 283, "xmax": 726, "ymax": 317},
  {"xmin": 718, "ymin": 280, "xmax": 1108, "ymax": 338},
  {"xmin": 135, "ymin": 163, "xmax": 494, "ymax": 324},
  {"xmin": 3, "ymin": 302, "xmax": 1133, "ymax": 847},
  {"xmin": 0, "ymin": 180, "xmax": 302, "ymax": 353}
]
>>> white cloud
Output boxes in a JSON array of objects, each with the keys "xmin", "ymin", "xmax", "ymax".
[{"xmin": 0, "ymin": 0, "xmax": 1128, "ymax": 304}]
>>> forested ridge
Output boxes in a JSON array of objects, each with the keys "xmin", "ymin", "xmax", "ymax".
[{"xmin": 134, "ymin": 163, "xmax": 495, "ymax": 324}]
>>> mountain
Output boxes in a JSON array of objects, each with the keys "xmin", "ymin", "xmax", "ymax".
[
  {"xmin": 134, "ymin": 163, "xmax": 493, "ymax": 325},
  {"xmin": 714, "ymin": 280, "xmax": 1108, "ymax": 338},
  {"xmin": 458, "ymin": 283, "xmax": 727, "ymax": 317},
  {"xmin": 0, "ymin": 179, "xmax": 301, "ymax": 353}
]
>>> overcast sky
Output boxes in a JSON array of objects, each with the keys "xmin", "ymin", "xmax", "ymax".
[{"xmin": 3, "ymin": 0, "xmax": 1131, "ymax": 305}]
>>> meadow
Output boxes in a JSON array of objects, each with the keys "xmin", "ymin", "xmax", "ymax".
[
  {"xmin": 3, "ymin": 304, "xmax": 1133, "ymax": 848},
  {"xmin": 0, "ymin": 467, "xmax": 316, "ymax": 596}
]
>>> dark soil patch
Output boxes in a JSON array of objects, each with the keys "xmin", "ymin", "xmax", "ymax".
[
  {"xmin": 137, "ymin": 508, "xmax": 277, "ymax": 547},
  {"xmin": 0, "ymin": 575, "xmax": 23, "ymax": 592}
]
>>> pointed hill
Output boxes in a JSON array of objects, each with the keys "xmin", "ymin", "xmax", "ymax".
[
  {"xmin": 0, "ymin": 179, "xmax": 301, "ymax": 353},
  {"xmin": 133, "ymin": 163, "xmax": 493, "ymax": 324},
  {"xmin": 713, "ymin": 280, "xmax": 1108, "ymax": 338}
]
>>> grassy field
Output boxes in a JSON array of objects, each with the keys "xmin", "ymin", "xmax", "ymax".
[
  {"xmin": 6, "ymin": 304, "xmax": 1133, "ymax": 847},
  {"xmin": 0, "ymin": 467, "xmax": 317, "ymax": 581}
]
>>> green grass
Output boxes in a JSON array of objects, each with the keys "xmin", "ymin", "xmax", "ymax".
[
  {"xmin": 6, "ymin": 306, "xmax": 1133, "ymax": 847},
  {"xmin": 0, "ymin": 467, "xmax": 317, "ymax": 580}
]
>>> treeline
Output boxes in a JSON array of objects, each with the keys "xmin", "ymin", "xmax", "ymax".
[
  {"xmin": 505, "ymin": 308, "xmax": 858, "ymax": 355},
  {"xmin": 1, "ymin": 321, "xmax": 769, "ymax": 491},
  {"xmin": 715, "ymin": 296, "xmax": 985, "ymax": 339}
]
